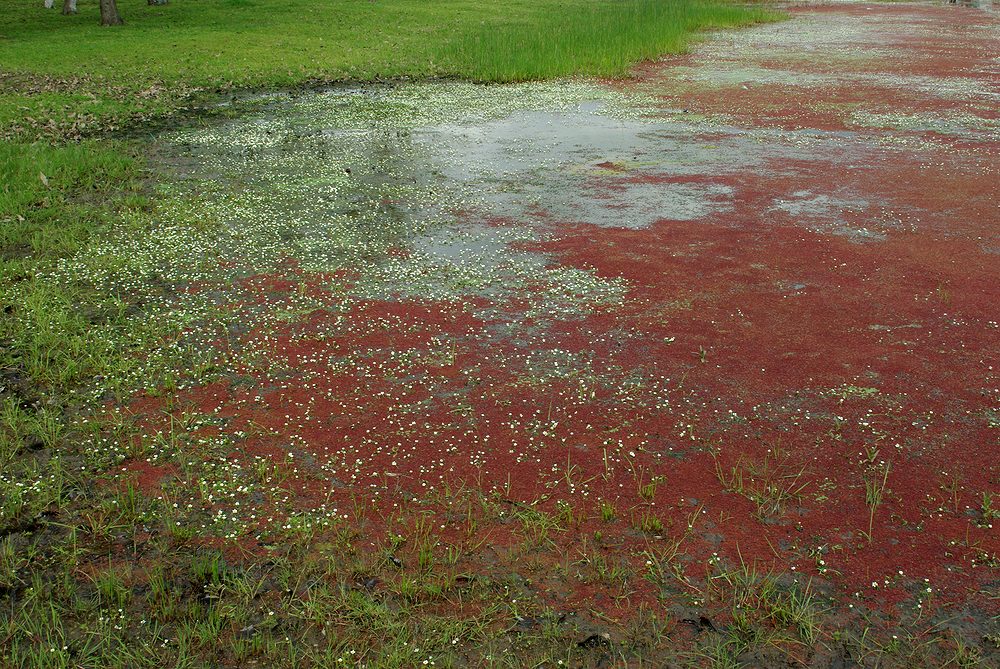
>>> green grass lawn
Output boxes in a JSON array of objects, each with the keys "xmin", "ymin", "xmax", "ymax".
[
  {"xmin": 1, "ymin": 0, "xmax": 778, "ymax": 137},
  {"xmin": 3, "ymin": 0, "xmax": 773, "ymax": 84}
]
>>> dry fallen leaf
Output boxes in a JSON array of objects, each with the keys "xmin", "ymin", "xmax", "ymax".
[{"xmin": 39, "ymin": 171, "xmax": 49, "ymax": 187}]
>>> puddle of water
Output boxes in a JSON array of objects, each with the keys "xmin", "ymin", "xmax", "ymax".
[
  {"xmin": 151, "ymin": 77, "xmax": 911, "ymax": 281},
  {"xmin": 771, "ymin": 192, "xmax": 887, "ymax": 241},
  {"xmin": 52, "ymin": 62, "xmax": 977, "ymax": 394}
]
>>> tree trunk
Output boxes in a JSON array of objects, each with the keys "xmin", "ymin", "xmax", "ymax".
[
  {"xmin": 99, "ymin": 0, "xmax": 123, "ymax": 26},
  {"xmin": 62, "ymin": 0, "xmax": 77, "ymax": 15}
]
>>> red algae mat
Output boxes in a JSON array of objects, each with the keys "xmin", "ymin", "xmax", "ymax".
[{"xmin": 109, "ymin": 1, "xmax": 998, "ymax": 661}]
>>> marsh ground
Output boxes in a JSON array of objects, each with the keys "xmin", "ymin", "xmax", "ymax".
[{"xmin": 2, "ymin": 2, "xmax": 999, "ymax": 668}]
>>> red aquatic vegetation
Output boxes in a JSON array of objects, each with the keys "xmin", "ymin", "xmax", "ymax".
[{"xmin": 112, "ymin": 2, "xmax": 999, "ymax": 636}]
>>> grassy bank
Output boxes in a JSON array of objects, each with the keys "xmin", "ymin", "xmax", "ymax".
[
  {"xmin": 444, "ymin": 0, "xmax": 769, "ymax": 81},
  {"xmin": 2, "ymin": 0, "xmax": 775, "ymax": 82}
]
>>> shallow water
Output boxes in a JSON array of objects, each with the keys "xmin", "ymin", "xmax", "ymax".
[{"xmin": 153, "ymin": 79, "xmax": 895, "ymax": 279}]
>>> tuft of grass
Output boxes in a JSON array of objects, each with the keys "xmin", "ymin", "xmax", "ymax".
[
  {"xmin": 632, "ymin": 508, "xmax": 665, "ymax": 534},
  {"xmin": 697, "ymin": 561, "xmax": 823, "ymax": 666},
  {"xmin": 863, "ymin": 460, "xmax": 891, "ymax": 541},
  {"xmin": 600, "ymin": 499, "xmax": 617, "ymax": 522},
  {"xmin": 714, "ymin": 449, "xmax": 810, "ymax": 522},
  {"xmin": 440, "ymin": 0, "xmax": 780, "ymax": 82}
]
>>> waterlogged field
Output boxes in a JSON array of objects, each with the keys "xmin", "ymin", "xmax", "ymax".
[{"xmin": 3, "ymin": 3, "xmax": 999, "ymax": 668}]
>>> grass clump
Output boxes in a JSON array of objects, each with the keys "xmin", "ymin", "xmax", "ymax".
[{"xmin": 441, "ymin": 0, "xmax": 781, "ymax": 82}]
